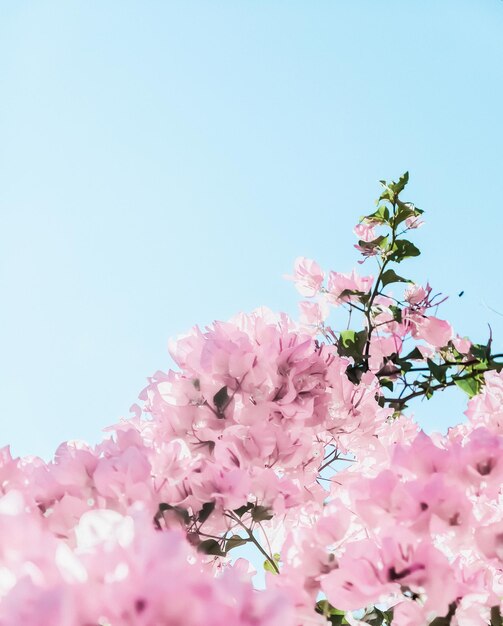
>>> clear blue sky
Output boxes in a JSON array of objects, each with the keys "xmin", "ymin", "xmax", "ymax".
[{"xmin": 1, "ymin": 0, "xmax": 503, "ymax": 459}]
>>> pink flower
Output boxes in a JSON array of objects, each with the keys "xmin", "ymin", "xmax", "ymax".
[
  {"xmin": 405, "ymin": 215, "xmax": 424, "ymax": 229},
  {"xmin": 404, "ymin": 284, "xmax": 428, "ymax": 306},
  {"xmin": 410, "ymin": 314, "xmax": 453, "ymax": 348},
  {"xmin": 298, "ymin": 301, "xmax": 329, "ymax": 327},
  {"xmin": 475, "ymin": 521, "xmax": 503, "ymax": 561},
  {"xmin": 452, "ymin": 335, "xmax": 471, "ymax": 354},
  {"xmin": 290, "ymin": 257, "xmax": 324, "ymax": 297},
  {"xmin": 354, "ymin": 222, "xmax": 377, "ymax": 242},
  {"xmin": 327, "ymin": 270, "xmax": 373, "ymax": 304}
]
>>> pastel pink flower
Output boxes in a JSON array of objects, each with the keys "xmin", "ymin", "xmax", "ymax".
[
  {"xmin": 404, "ymin": 284, "xmax": 428, "ymax": 306},
  {"xmin": 327, "ymin": 270, "xmax": 373, "ymax": 303},
  {"xmin": 475, "ymin": 521, "xmax": 503, "ymax": 561},
  {"xmin": 354, "ymin": 222, "xmax": 377, "ymax": 242},
  {"xmin": 405, "ymin": 215, "xmax": 424, "ymax": 229},
  {"xmin": 290, "ymin": 257, "xmax": 324, "ymax": 297},
  {"xmin": 410, "ymin": 314, "xmax": 453, "ymax": 348},
  {"xmin": 298, "ymin": 300, "xmax": 329, "ymax": 327}
]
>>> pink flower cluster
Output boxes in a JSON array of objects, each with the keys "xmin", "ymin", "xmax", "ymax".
[
  {"xmin": 0, "ymin": 500, "xmax": 293, "ymax": 625},
  {"xmin": 0, "ymin": 239, "xmax": 502, "ymax": 624},
  {"xmin": 291, "ymin": 257, "xmax": 457, "ymax": 371}
]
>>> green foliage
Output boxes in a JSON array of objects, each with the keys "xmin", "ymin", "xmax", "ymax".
[
  {"xmin": 388, "ymin": 239, "xmax": 421, "ymax": 262},
  {"xmin": 197, "ymin": 539, "xmax": 226, "ymax": 556},
  {"xmin": 213, "ymin": 385, "xmax": 230, "ymax": 415},
  {"xmin": 453, "ymin": 376, "xmax": 482, "ymax": 398},
  {"xmin": 225, "ymin": 534, "xmax": 248, "ymax": 551},
  {"xmin": 338, "ymin": 329, "xmax": 368, "ymax": 361},
  {"xmin": 380, "ymin": 268, "xmax": 410, "ymax": 287},
  {"xmin": 251, "ymin": 504, "xmax": 273, "ymax": 522},
  {"xmin": 263, "ymin": 553, "xmax": 281, "ymax": 574},
  {"xmin": 198, "ymin": 501, "xmax": 216, "ymax": 524}
]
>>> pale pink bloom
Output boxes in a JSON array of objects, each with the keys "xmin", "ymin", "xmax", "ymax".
[
  {"xmin": 290, "ymin": 257, "xmax": 325, "ymax": 297},
  {"xmin": 354, "ymin": 222, "xmax": 377, "ymax": 242},
  {"xmin": 327, "ymin": 270, "xmax": 373, "ymax": 303},
  {"xmin": 465, "ymin": 370, "xmax": 503, "ymax": 434},
  {"xmin": 392, "ymin": 601, "xmax": 430, "ymax": 626},
  {"xmin": 452, "ymin": 335, "xmax": 471, "ymax": 354},
  {"xmin": 405, "ymin": 215, "xmax": 425, "ymax": 229},
  {"xmin": 404, "ymin": 284, "xmax": 428, "ymax": 306},
  {"xmin": 475, "ymin": 520, "xmax": 503, "ymax": 561},
  {"xmin": 368, "ymin": 334, "xmax": 403, "ymax": 373},
  {"xmin": 411, "ymin": 315, "xmax": 453, "ymax": 348},
  {"xmin": 321, "ymin": 539, "xmax": 396, "ymax": 610},
  {"xmin": 415, "ymin": 343, "xmax": 435, "ymax": 359},
  {"xmin": 298, "ymin": 300, "xmax": 329, "ymax": 327}
]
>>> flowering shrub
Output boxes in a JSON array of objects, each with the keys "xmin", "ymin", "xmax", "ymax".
[{"xmin": 1, "ymin": 174, "xmax": 502, "ymax": 625}]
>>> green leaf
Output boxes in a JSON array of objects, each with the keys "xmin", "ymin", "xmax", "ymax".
[
  {"xmin": 388, "ymin": 239, "xmax": 421, "ymax": 263},
  {"xmin": 365, "ymin": 204, "xmax": 390, "ymax": 224},
  {"xmin": 403, "ymin": 347, "xmax": 424, "ymax": 360},
  {"xmin": 429, "ymin": 602, "xmax": 457, "ymax": 625},
  {"xmin": 394, "ymin": 200, "xmax": 416, "ymax": 226},
  {"xmin": 389, "ymin": 305, "xmax": 403, "ymax": 323},
  {"xmin": 338, "ymin": 329, "xmax": 368, "ymax": 361},
  {"xmin": 357, "ymin": 235, "xmax": 389, "ymax": 254},
  {"xmin": 427, "ymin": 359, "xmax": 446, "ymax": 384},
  {"xmin": 233, "ymin": 502, "xmax": 253, "ymax": 517},
  {"xmin": 470, "ymin": 343, "xmax": 489, "ymax": 363},
  {"xmin": 315, "ymin": 600, "xmax": 349, "ymax": 625},
  {"xmin": 378, "ymin": 172, "xmax": 409, "ymax": 203},
  {"xmin": 197, "ymin": 501, "xmax": 215, "ymax": 524},
  {"xmin": 390, "ymin": 171, "xmax": 409, "ymax": 195},
  {"xmin": 345, "ymin": 363, "xmax": 364, "ymax": 384},
  {"xmin": 362, "ymin": 607, "xmax": 394, "ymax": 625},
  {"xmin": 213, "ymin": 386, "xmax": 229, "ymax": 415},
  {"xmin": 225, "ymin": 534, "xmax": 248, "ymax": 552},
  {"xmin": 263, "ymin": 553, "xmax": 280, "ymax": 574},
  {"xmin": 338, "ymin": 288, "xmax": 368, "ymax": 302},
  {"xmin": 380, "ymin": 268, "xmax": 410, "ymax": 287},
  {"xmin": 251, "ymin": 505, "xmax": 273, "ymax": 522},
  {"xmin": 154, "ymin": 503, "xmax": 190, "ymax": 527},
  {"xmin": 453, "ymin": 376, "xmax": 481, "ymax": 398},
  {"xmin": 197, "ymin": 539, "xmax": 225, "ymax": 556},
  {"xmin": 491, "ymin": 606, "xmax": 503, "ymax": 626}
]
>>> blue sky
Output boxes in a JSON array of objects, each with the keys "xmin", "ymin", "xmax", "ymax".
[{"xmin": 1, "ymin": 0, "xmax": 503, "ymax": 459}]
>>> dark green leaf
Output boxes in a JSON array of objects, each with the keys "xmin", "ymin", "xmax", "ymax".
[
  {"xmin": 390, "ymin": 171, "xmax": 409, "ymax": 195},
  {"xmin": 389, "ymin": 305, "xmax": 403, "ymax": 323},
  {"xmin": 429, "ymin": 602, "xmax": 457, "ymax": 625},
  {"xmin": 394, "ymin": 200, "xmax": 416, "ymax": 226},
  {"xmin": 357, "ymin": 235, "xmax": 388, "ymax": 254},
  {"xmin": 388, "ymin": 239, "xmax": 421, "ymax": 263},
  {"xmin": 491, "ymin": 606, "xmax": 503, "ymax": 626},
  {"xmin": 345, "ymin": 363, "xmax": 364, "ymax": 384},
  {"xmin": 233, "ymin": 502, "xmax": 253, "ymax": 518},
  {"xmin": 338, "ymin": 329, "xmax": 368, "ymax": 361},
  {"xmin": 198, "ymin": 501, "xmax": 215, "ymax": 524},
  {"xmin": 251, "ymin": 505, "xmax": 273, "ymax": 522},
  {"xmin": 380, "ymin": 268, "xmax": 410, "ymax": 287},
  {"xmin": 403, "ymin": 347, "xmax": 424, "ymax": 360},
  {"xmin": 213, "ymin": 386, "xmax": 229, "ymax": 415},
  {"xmin": 427, "ymin": 359, "xmax": 446, "ymax": 384},
  {"xmin": 154, "ymin": 503, "xmax": 190, "ymax": 526},
  {"xmin": 362, "ymin": 607, "xmax": 394, "ymax": 625},
  {"xmin": 197, "ymin": 539, "xmax": 225, "ymax": 556},
  {"xmin": 365, "ymin": 205, "xmax": 391, "ymax": 224},
  {"xmin": 470, "ymin": 343, "xmax": 489, "ymax": 363},
  {"xmin": 225, "ymin": 534, "xmax": 248, "ymax": 552}
]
